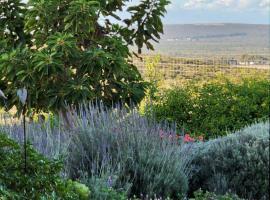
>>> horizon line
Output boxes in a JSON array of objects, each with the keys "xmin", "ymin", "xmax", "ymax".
[{"xmin": 163, "ymin": 22, "xmax": 270, "ymax": 25}]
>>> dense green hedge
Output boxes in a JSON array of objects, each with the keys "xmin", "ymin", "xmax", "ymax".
[
  {"xmin": 188, "ymin": 122, "xmax": 269, "ymax": 200},
  {"xmin": 147, "ymin": 78, "xmax": 269, "ymax": 138},
  {"xmin": 0, "ymin": 133, "xmax": 89, "ymax": 200}
]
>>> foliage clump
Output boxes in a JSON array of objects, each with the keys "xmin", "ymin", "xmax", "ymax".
[
  {"xmin": 0, "ymin": 132, "xmax": 89, "ymax": 200},
  {"xmin": 191, "ymin": 189, "xmax": 243, "ymax": 200},
  {"xmin": 0, "ymin": 0, "xmax": 170, "ymax": 116},
  {"xmin": 188, "ymin": 122, "xmax": 269, "ymax": 200},
  {"xmin": 146, "ymin": 78, "xmax": 270, "ymax": 138}
]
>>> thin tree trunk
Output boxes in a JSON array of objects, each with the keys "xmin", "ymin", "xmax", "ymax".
[{"xmin": 58, "ymin": 109, "xmax": 73, "ymax": 129}]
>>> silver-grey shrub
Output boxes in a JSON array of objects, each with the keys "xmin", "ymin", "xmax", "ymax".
[
  {"xmin": 65, "ymin": 103, "xmax": 193, "ymax": 199},
  {"xmin": 0, "ymin": 113, "xmax": 70, "ymax": 159},
  {"xmin": 189, "ymin": 121, "xmax": 269, "ymax": 200},
  {"xmin": 0, "ymin": 104, "xmax": 194, "ymax": 198}
]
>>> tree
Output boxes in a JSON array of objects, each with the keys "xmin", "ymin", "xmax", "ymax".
[{"xmin": 0, "ymin": 0, "xmax": 170, "ymax": 116}]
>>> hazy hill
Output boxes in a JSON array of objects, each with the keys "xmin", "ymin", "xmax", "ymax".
[{"xmin": 142, "ymin": 23, "xmax": 270, "ymax": 58}]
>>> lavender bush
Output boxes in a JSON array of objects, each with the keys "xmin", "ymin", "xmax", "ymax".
[
  {"xmin": 0, "ymin": 113, "xmax": 70, "ymax": 160},
  {"xmin": 0, "ymin": 104, "xmax": 194, "ymax": 199},
  {"xmin": 63, "ymin": 103, "xmax": 193, "ymax": 199}
]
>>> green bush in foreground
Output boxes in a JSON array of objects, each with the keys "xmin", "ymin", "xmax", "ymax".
[
  {"xmin": 0, "ymin": 132, "xmax": 89, "ymax": 200},
  {"xmin": 191, "ymin": 189, "xmax": 243, "ymax": 200},
  {"xmin": 189, "ymin": 122, "xmax": 269, "ymax": 200},
  {"xmin": 84, "ymin": 177, "xmax": 128, "ymax": 200},
  {"xmin": 147, "ymin": 78, "xmax": 269, "ymax": 138}
]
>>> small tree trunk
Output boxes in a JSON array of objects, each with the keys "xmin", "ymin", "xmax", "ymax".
[{"xmin": 58, "ymin": 109, "xmax": 73, "ymax": 129}]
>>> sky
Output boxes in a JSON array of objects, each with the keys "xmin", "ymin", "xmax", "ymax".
[
  {"xmin": 21, "ymin": 0, "xmax": 270, "ymax": 24},
  {"xmin": 164, "ymin": 0, "xmax": 270, "ymax": 24}
]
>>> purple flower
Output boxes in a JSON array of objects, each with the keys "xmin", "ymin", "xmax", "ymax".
[{"xmin": 107, "ymin": 176, "xmax": 113, "ymax": 188}]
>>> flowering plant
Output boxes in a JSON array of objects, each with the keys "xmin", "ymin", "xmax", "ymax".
[{"xmin": 159, "ymin": 129, "xmax": 204, "ymax": 143}]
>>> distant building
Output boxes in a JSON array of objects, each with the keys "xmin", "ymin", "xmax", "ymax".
[
  {"xmin": 257, "ymin": 59, "xmax": 269, "ymax": 65},
  {"xmin": 166, "ymin": 38, "xmax": 179, "ymax": 41},
  {"xmin": 239, "ymin": 61, "xmax": 250, "ymax": 65},
  {"xmin": 239, "ymin": 61, "xmax": 261, "ymax": 65},
  {"xmin": 228, "ymin": 59, "xmax": 238, "ymax": 65}
]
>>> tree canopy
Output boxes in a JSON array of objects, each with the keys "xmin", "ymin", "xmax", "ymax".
[{"xmin": 0, "ymin": 0, "xmax": 169, "ymax": 116}]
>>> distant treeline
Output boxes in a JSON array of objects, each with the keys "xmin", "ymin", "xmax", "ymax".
[
  {"xmin": 239, "ymin": 54, "xmax": 269, "ymax": 61},
  {"xmin": 159, "ymin": 55, "xmax": 269, "ymax": 65},
  {"xmin": 133, "ymin": 54, "xmax": 270, "ymax": 67}
]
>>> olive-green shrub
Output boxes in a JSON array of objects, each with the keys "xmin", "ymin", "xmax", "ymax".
[
  {"xmin": 83, "ymin": 176, "xmax": 128, "ymax": 200},
  {"xmin": 191, "ymin": 189, "xmax": 243, "ymax": 200},
  {"xmin": 188, "ymin": 122, "xmax": 269, "ymax": 200},
  {"xmin": 0, "ymin": 132, "xmax": 89, "ymax": 200},
  {"xmin": 147, "ymin": 78, "xmax": 269, "ymax": 138}
]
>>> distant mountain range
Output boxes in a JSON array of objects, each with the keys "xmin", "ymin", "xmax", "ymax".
[{"xmin": 141, "ymin": 23, "xmax": 270, "ymax": 58}]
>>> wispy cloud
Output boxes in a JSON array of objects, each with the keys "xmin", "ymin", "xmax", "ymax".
[
  {"xmin": 259, "ymin": 0, "xmax": 270, "ymax": 7},
  {"xmin": 19, "ymin": 0, "xmax": 269, "ymax": 24},
  {"xmin": 172, "ymin": 0, "xmax": 269, "ymax": 10}
]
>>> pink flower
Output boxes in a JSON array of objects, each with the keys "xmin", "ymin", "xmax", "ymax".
[{"xmin": 184, "ymin": 134, "xmax": 195, "ymax": 142}]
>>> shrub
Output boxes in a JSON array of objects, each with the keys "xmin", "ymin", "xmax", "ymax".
[
  {"xmin": 0, "ymin": 114, "xmax": 70, "ymax": 160},
  {"xmin": 66, "ymin": 104, "xmax": 192, "ymax": 199},
  {"xmin": 188, "ymin": 122, "xmax": 269, "ymax": 200},
  {"xmin": 67, "ymin": 181, "xmax": 91, "ymax": 200},
  {"xmin": 83, "ymin": 176, "xmax": 128, "ymax": 200},
  {"xmin": 148, "ymin": 78, "xmax": 270, "ymax": 138},
  {"xmin": 191, "ymin": 189, "xmax": 243, "ymax": 200},
  {"xmin": 0, "ymin": 132, "xmax": 88, "ymax": 200}
]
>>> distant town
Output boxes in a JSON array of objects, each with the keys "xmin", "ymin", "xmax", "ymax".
[{"xmin": 166, "ymin": 33, "xmax": 248, "ymax": 42}]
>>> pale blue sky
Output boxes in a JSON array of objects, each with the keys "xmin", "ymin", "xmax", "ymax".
[
  {"xmin": 21, "ymin": 0, "xmax": 269, "ymax": 24},
  {"xmin": 163, "ymin": 0, "xmax": 269, "ymax": 24},
  {"xmin": 123, "ymin": 0, "xmax": 269, "ymax": 24}
]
